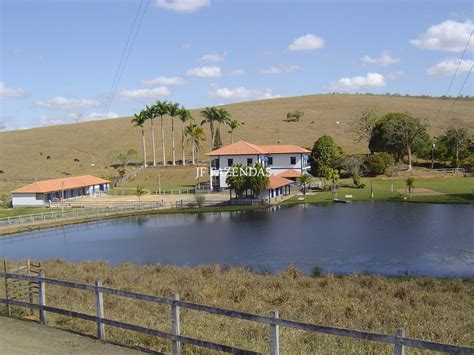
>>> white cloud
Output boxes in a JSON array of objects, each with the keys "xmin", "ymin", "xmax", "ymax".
[
  {"xmin": 331, "ymin": 73, "xmax": 386, "ymax": 91},
  {"xmin": 288, "ymin": 34, "xmax": 325, "ymax": 51},
  {"xmin": 361, "ymin": 52, "xmax": 400, "ymax": 67},
  {"xmin": 155, "ymin": 0, "xmax": 210, "ymax": 12},
  {"xmin": 186, "ymin": 66, "xmax": 221, "ymax": 78},
  {"xmin": 0, "ymin": 120, "xmax": 6, "ymax": 131},
  {"xmin": 209, "ymin": 87, "xmax": 279, "ymax": 101},
  {"xmin": 427, "ymin": 59, "xmax": 474, "ymax": 76},
  {"xmin": 260, "ymin": 64, "xmax": 302, "ymax": 74},
  {"xmin": 119, "ymin": 87, "xmax": 170, "ymax": 101},
  {"xmin": 85, "ymin": 112, "xmax": 120, "ymax": 120},
  {"xmin": 411, "ymin": 20, "xmax": 474, "ymax": 52},
  {"xmin": 141, "ymin": 76, "xmax": 185, "ymax": 85},
  {"xmin": 201, "ymin": 52, "xmax": 226, "ymax": 63},
  {"xmin": 0, "ymin": 81, "xmax": 26, "ymax": 98},
  {"xmin": 386, "ymin": 70, "xmax": 405, "ymax": 80},
  {"xmin": 181, "ymin": 43, "xmax": 192, "ymax": 49},
  {"xmin": 36, "ymin": 96, "xmax": 101, "ymax": 109},
  {"xmin": 230, "ymin": 68, "xmax": 245, "ymax": 76}
]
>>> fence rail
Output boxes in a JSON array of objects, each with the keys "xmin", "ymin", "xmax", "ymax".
[
  {"xmin": 1, "ymin": 272, "xmax": 472, "ymax": 354},
  {"xmin": 0, "ymin": 200, "xmax": 229, "ymax": 229}
]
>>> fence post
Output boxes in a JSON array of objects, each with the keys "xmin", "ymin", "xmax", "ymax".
[
  {"xmin": 38, "ymin": 272, "xmax": 47, "ymax": 324},
  {"xmin": 3, "ymin": 260, "xmax": 11, "ymax": 316},
  {"xmin": 27, "ymin": 259, "xmax": 34, "ymax": 315},
  {"xmin": 270, "ymin": 310, "xmax": 280, "ymax": 355},
  {"xmin": 171, "ymin": 293, "xmax": 181, "ymax": 355},
  {"xmin": 95, "ymin": 280, "xmax": 106, "ymax": 341},
  {"xmin": 394, "ymin": 328, "xmax": 405, "ymax": 355}
]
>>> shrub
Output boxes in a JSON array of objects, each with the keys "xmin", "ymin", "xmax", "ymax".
[
  {"xmin": 311, "ymin": 266, "xmax": 323, "ymax": 277},
  {"xmin": 194, "ymin": 193, "xmax": 206, "ymax": 208},
  {"xmin": 365, "ymin": 153, "xmax": 394, "ymax": 176}
]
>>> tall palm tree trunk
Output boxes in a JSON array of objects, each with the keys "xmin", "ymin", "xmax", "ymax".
[
  {"xmin": 172, "ymin": 118, "xmax": 176, "ymax": 165},
  {"xmin": 231, "ymin": 129, "xmax": 234, "ymax": 144},
  {"xmin": 141, "ymin": 128, "xmax": 147, "ymax": 167},
  {"xmin": 192, "ymin": 140, "xmax": 196, "ymax": 165},
  {"xmin": 210, "ymin": 122, "xmax": 214, "ymax": 149},
  {"xmin": 151, "ymin": 118, "xmax": 156, "ymax": 167},
  {"xmin": 182, "ymin": 122, "xmax": 186, "ymax": 166},
  {"xmin": 160, "ymin": 115, "xmax": 166, "ymax": 166}
]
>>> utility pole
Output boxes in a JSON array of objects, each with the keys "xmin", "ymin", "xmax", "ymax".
[{"xmin": 431, "ymin": 136, "xmax": 437, "ymax": 169}]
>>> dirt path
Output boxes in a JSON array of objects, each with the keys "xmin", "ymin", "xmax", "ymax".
[{"xmin": 0, "ymin": 316, "xmax": 145, "ymax": 355}]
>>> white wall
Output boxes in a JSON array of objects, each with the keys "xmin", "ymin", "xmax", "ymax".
[
  {"xmin": 12, "ymin": 193, "xmax": 45, "ymax": 208},
  {"xmin": 215, "ymin": 153, "xmax": 308, "ymax": 188}
]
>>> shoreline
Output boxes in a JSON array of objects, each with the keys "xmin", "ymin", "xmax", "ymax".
[{"xmin": 1, "ymin": 196, "xmax": 472, "ymax": 237}]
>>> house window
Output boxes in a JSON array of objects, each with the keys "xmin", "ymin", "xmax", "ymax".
[
  {"xmin": 247, "ymin": 158, "xmax": 253, "ymax": 165},
  {"xmin": 290, "ymin": 156, "xmax": 296, "ymax": 165},
  {"xmin": 267, "ymin": 157, "xmax": 273, "ymax": 166},
  {"xmin": 227, "ymin": 158, "xmax": 233, "ymax": 166}
]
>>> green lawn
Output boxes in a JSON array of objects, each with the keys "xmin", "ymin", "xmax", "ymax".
[
  {"xmin": 0, "ymin": 207, "xmax": 46, "ymax": 218},
  {"xmin": 284, "ymin": 176, "xmax": 474, "ymax": 205}
]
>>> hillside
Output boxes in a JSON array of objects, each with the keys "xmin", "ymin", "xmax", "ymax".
[{"xmin": 1, "ymin": 94, "xmax": 473, "ymax": 194}]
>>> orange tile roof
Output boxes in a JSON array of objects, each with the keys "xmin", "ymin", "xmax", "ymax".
[
  {"xmin": 268, "ymin": 176, "xmax": 294, "ymax": 189},
  {"xmin": 12, "ymin": 175, "xmax": 109, "ymax": 194},
  {"xmin": 259, "ymin": 145, "xmax": 310, "ymax": 154},
  {"xmin": 206, "ymin": 140, "xmax": 309, "ymax": 156},
  {"xmin": 277, "ymin": 169, "xmax": 302, "ymax": 178}
]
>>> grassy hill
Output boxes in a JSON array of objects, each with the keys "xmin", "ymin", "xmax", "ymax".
[{"xmin": 1, "ymin": 94, "xmax": 473, "ymax": 195}]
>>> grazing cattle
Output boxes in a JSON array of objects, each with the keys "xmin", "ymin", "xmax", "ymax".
[
  {"xmin": 46, "ymin": 156, "xmax": 51, "ymax": 159},
  {"xmin": 74, "ymin": 158, "xmax": 80, "ymax": 162},
  {"xmin": 0, "ymin": 170, "xmax": 4, "ymax": 174}
]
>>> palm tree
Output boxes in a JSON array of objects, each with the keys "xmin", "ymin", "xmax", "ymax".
[
  {"xmin": 145, "ymin": 105, "xmax": 157, "ymax": 167},
  {"xmin": 167, "ymin": 102, "xmax": 180, "ymax": 166},
  {"xmin": 200, "ymin": 106, "xmax": 218, "ymax": 149},
  {"xmin": 153, "ymin": 101, "xmax": 169, "ymax": 166},
  {"xmin": 226, "ymin": 118, "xmax": 241, "ymax": 144},
  {"xmin": 297, "ymin": 174, "xmax": 312, "ymax": 200},
  {"xmin": 177, "ymin": 107, "xmax": 193, "ymax": 165},
  {"xmin": 131, "ymin": 111, "xmax": 147, "ymax": 168},
  {"xmin": 135, "ymin": 185, "xmax": 146, "ymax": 205},
  {"xmin": 215, "ymin": 107, "xmax": 231, "ymax": 146},
  {"xmin": 185, "ymin": 123, "xmax": 206, "ymax": 165}
]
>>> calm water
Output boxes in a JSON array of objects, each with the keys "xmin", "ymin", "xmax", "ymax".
[{"xmin": 1, "ymin": 202, "xmax": 473, "ymax": 276}]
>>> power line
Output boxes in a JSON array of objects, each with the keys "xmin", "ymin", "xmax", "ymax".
[
  {"xmin": 445, "ymin": 64, "xmax": 473, "ymax": 120},
  {"xmin": 102, "ymin": 0, "xmax": 150, "ymax": 117},
  {"xmin": 432, "ymin": 30, "xmax": 473, "ymax": 122}
]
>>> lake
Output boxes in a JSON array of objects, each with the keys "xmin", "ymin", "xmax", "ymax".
[{"xmin": 1, "ymin": 202, "xmax": 473, "ymax": 276}]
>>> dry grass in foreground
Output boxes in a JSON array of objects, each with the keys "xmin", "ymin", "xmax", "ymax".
[{"xmin": 2, "ymin": 260, "xmax": 473, "ymax": 354}]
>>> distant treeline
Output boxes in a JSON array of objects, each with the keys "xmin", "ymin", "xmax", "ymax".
[{"xmin": 328, "ymin": 92, "xmax": 474, "ymax": 101}]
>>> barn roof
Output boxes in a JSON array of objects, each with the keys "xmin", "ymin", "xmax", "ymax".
[{"xmin": 12, "ymin": 175, "xmax": 109, "ymax": 194}]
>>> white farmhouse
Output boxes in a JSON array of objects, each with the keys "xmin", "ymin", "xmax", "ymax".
[
  {"xmin": 11, "ymin": 175, "xmax": 109, "ymax": 208},
  {"xmin": 205, "ymin": 140, "xmax": 310, "ymax": 193}
]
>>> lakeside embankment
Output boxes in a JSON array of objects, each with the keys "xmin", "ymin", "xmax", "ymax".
[{"xmin": 2, "ymin": 260, "xmax": 473, "ymax": 354}]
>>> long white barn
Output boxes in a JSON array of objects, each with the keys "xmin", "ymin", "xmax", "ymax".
[
  {"xmin": 11, "ymin": 175, "xmax": 109, "ymax": 208},
  {"xmin": 206, "ymin": 140, "xmax": 310, "ymax": 190}
]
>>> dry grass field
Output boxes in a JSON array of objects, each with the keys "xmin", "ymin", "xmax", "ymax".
[
  {"xmin": 1, "ymin": 94, "xmax": 473, "ymax": 196},
  {"xmin": 2, "ymin": 260, "xmax": 473, "ymax": 354}
]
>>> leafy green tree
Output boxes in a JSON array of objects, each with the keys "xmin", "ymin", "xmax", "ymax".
[
  {"xmin": 153, "ymin": 100, "xmax": 170, "ymax": 166},
  {"xmin": 369, "ymin": 112, "xmax": 429, "ymax": 170},
  {"xmin": 309, "ymin": 135, "xmax": 343, "ymax": 177},
  {"xmin": 226, "ymin": 118, "xmax": 241, "ymax": 144},
  {"xmin": 340, "ymin": 155, "xmax": 366, "ymax": 185},
  {"xmin": 442, "ymin": 120, "xmax": 472, "ymax": 168},
  {"xmin": 323, "ymin": 167, "xmax": 339, "ymax": 189},
  {"xmin": 225, "ymin": 164, "xmax": 247, "ymax": 198},
  {"xmin": 365, "ymin": 153, "xmax": 394, "ymax": 176},
  {"xmin": 185, "ymin": 124, "xmax": 206, "ymax": 165},
  {"xmin": 247, "ymin": 162, "xmax": 270, "ymax": 198},
  {"xmin": 131, "ymin": 110, "xmax": 147, "ymax": 167},
  {"xmin": 353, "ymin": 107, "xmax": 379, "ymax": 154},
  {"xmin": 167, "ymin": 101, "xmax": 181, "ymax": 166},
  {"xmin": 177, "ymin": 107, "xmax": 193, "ymax": 166},
  {"xmin": 406, "ymin": 177, "xmax": 415, "ymax": 194},
  {"xmin": 286, "ymin": 110, "xmax": 304, "ymax": 122}
]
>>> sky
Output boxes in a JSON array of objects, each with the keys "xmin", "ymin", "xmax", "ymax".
[{"xmin": 1, "ymin": 0, "xmax": 473, "ymax": 130}]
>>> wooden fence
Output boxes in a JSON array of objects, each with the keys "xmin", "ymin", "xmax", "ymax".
[{"xmin": 1, "ymin": 272, "xmax": 472, "ymax": 354}]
